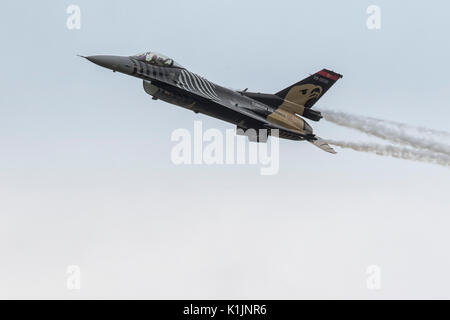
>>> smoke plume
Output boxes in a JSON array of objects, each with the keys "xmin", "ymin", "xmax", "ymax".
[
  {"xmin": 325, "ymin": 139, "xmax": 450, "ymax": 167},
  {"xmin": 317, "ymin": 109, "xmax": 450, "ymax": 167},
  {"xmin": 320, "ymin": 110, "xmax": 450, "ymax": 156}
]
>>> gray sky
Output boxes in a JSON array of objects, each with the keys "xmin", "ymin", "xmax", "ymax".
[{"xmin": 1, "ymin": 0, "xmax": 449, "ymax": 299}]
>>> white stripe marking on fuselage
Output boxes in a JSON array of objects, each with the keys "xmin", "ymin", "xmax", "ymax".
[
  {"xmin": 182, "ymin": 70, "xmax": 198, "ymax": 94},
  {"xmin": 192, "ymin": 73, "xmax": 215, "ymax": 99},
  {"xmin": 179, "ymin": 69, "xmax": 220, "ymax": 101},
  {"xmin": 196, "ymin": 75, "xmax": 219, "ymax": 100}
]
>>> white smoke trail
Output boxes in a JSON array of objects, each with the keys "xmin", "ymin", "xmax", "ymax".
[
  {"xmin": 320, "ymin": 110, "xmax": 450, "ymax": 156},
  {"xmin": 326, "ymin": 140, "xmax": 450, "ymax": 167},
  {"xmin": 380, "ymin": 119, "xmax": 450, "ymax": 140}
]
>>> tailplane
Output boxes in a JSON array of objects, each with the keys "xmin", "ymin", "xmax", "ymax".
[{"xmin": 307, "ymin": 136, "xmax": 337, "ymax": 154}]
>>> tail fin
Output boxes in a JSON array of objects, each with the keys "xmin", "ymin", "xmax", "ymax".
[{"xmin": 276, "ymin": 69, "xmax": 342, "ymax": 109}]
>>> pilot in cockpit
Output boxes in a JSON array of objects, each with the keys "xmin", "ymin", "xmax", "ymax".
[
  {"xmin": 145, "ymin": 53, "xmax": 157, "ymax": 63},
  {"xmin": 131, "ymin": 52, "xmax": 183, "ymax": 68}
]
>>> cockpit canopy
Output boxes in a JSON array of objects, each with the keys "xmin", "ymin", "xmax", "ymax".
[{"xmin": 131, "ymin": 51, "xmax": 183, "ymax": 68}]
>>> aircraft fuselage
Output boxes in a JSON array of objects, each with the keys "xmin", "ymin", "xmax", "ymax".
[{"xmin": 83, "ymin": 53, "xmax": 342, "ymax": 153}]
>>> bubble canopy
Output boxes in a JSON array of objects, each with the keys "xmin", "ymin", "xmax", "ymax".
[{"xmin": 131, "ymin": 52, "xmax": 183, "ymax": 68}]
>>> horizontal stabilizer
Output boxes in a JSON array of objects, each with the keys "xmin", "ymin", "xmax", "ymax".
[{"xmin": 308, "ymin": 136, "xmax": 337, "ymax": 154}]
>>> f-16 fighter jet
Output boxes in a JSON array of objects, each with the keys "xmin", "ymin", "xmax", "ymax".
[{"xmin": 82, "ymin": 52, "xmax": 342, "ymax": 153}]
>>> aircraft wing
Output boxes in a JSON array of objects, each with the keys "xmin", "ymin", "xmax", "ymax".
[
  {"xmin": 150, "ymin": 77, "xmax": 336, "ymax": 153},
  {"xmin": 150, "ymin": 78, "xmax": 309, "ymax": 139}
]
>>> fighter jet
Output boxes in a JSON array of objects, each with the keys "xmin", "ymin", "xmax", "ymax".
[{"xmin": 82, "ymin": 51, "xmax": 342, "ymax": 153}]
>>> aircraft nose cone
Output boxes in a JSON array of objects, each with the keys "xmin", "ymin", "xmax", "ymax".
[
  {"xmin": 85, "ymin": 55, "xmax": 133, "ymax": 74},
  {"xmin": 86, "ymin": 55, "xmax": 119, "ymax": 69}
]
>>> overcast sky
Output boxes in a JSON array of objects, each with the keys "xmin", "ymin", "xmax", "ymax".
[{"xmin": 1, "ymin": 0, "xmax": 449, "ymax": 299}]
